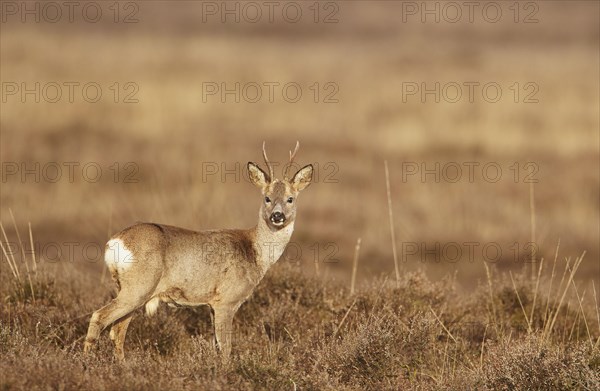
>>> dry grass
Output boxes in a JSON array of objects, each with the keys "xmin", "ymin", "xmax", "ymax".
[
  {"xmin": 1, "ymin": 226, "xmax": 599, "ymax": 390},
  {"xmin": 1, "ymin": 1, "xmax": 599, "ymax": 389}
]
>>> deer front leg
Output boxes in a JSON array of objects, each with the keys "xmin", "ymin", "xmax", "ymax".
[{"xmin": 213, "ymin": 306, "xmax": 235, "ymax": 361}]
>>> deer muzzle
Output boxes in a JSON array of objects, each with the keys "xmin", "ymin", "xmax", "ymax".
[{"xmin": 270, "ymin": 211, "xmax": 286, "ymax": 226}]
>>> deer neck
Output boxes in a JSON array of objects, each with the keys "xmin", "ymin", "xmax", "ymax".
[{"xmin": 253, "ymin": 212, "xmax": 294, "ymax": 274}]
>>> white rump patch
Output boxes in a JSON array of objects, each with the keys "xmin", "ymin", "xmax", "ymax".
[
  {"xmin": 145, "ymin": 296, "xmax": 160, "ymax": 317},
  {"xmin": 105, "ymin": 238, "xmax": 135, "ymax": 272}
]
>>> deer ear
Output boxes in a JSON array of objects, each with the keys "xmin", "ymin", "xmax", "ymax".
[
  {"xmin": 291, "ymin": 164, "xmax": 313, "ymax": 191},
  {"xmin": 248, "ymin": 162, "xmax": 270, "ymax": 188}
]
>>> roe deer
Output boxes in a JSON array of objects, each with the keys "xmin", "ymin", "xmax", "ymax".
[{"xmin": 84, "ymin": 142, "xmax": 313, "ymax": 360}]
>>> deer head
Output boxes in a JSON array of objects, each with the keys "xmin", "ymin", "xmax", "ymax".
[{"xmin": 247, "ymin": 141, "xmax": 313, "ymax": 231}]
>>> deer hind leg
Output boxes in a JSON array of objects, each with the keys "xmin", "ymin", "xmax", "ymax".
[
  {"xmin": 84, "ymin": 289, "xmax": 150, "ymax": 353},
  {"xmin": 108, "ymin": 273, "xmax": 122, "ymax": 343},
  {"xmin": 85, "ymin": 242, "xmax": 164, "ymax": 354},
  {"xmin": 110, "ymin": 314, "xmax": 134, "ymax": 361}
]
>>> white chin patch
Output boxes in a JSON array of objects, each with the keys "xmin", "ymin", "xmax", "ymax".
[{"xmin": 272, "ymin": 220, "xmax": 285, "ymax": 227}]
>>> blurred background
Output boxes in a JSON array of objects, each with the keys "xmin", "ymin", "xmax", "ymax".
[{"xmin": 1, "ymin": 1, "xmax": 598, "ymax": 290}]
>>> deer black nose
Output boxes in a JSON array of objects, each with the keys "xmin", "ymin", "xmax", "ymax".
[{"xmin": 270, "ymin": 212, "xmax": 285, "ymax": 223}]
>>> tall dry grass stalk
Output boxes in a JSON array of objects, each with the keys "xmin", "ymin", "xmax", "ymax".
[
  {"xmin": 544, "ymin": 240, "xmax": 561, "ymax": 325},
  {"xmin": 332, "ymin": 299, "xmax": 356, "ymax": 338},
  {"xmin": 479, "ymin": 324, "xmax": 488, "ymax": 373},
  {"xmin": 384, "ymin": 160, "xmax": 400, "ymax": 288},
  {"xmin": 510, "ymin": 271, "xmax": 532, "ymax": 333},
  {"xmin": 350, "ymin": 237, "xmax": 361, "ymax": 295},
  {"xmin": 429, "ymin": 306, "xmax": 456, "ymax": 343},
  {"xmin": 1, "ymin": 222, "xmax": 21, "ymax": 282},
  {"xmin": 550, "ymin": 256, "xmax": 573, "ymax": 328},
  {"xmin": 28, "ymin": 222, "xmax": 37, "ymax": 273},
  {"xmin": 568, "ymin": 268, "xmax": 593, "ymax": 347},
  {"xmin": 483, "ymin": 262, "xmax": 499, "ymax": 335},
  {"xmin": 529, "ymin": 257, "xmax": 544, "ymax": 330},
  {"xmin": 592, "ymin": 281, "xmax": 600, "ymax": 350},
  {"xmin": 529, "ymin": 181, "xmax": 536, "ymax": 280},
  {"xmin": 1, "ymin": 213, "xmax": 39, "ymax": 303},
  {"xmin": 9, "ymin": 209, "xmax": 35, "ymax": 303},
  {"xmin": 543, "ymin": 252, "xmax": 586, "ymax": 342}
]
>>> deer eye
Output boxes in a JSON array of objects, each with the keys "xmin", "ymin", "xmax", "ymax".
[
  {"xmin": 287, "ymin": 197, "xmax": 294, "ymax": 203},
  {"xmin": 265, "ymin": 197, "xmax": 271, "ymax": 203}
]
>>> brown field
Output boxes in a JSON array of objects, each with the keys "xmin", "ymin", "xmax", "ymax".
[{"xmin": 1, "ymin": 1, "xmax": 599, "ymax": 389}]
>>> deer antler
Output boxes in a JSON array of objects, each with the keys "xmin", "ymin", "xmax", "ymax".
[
  {"xmin": 284, "ymin": 141, "xmax": 300, "ymax": 180},
  {"xmin": 262, "ymin": 141, "xmax": 274, "ymax": 181}
]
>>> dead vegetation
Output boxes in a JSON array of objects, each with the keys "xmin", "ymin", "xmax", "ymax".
[
  {"xmin": 1, "ymin": 2, "xmax": 598, "ymax": 389},
  {"xmin": 1, "ymin": 220, "xmax": 598, "ymax": 390}
]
